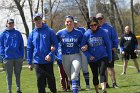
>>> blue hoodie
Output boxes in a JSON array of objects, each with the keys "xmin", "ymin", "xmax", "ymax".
[
  {"xmin": 27, "ymin": 23, "xmax": 58, "ymax": 65},
  {"xmin": 56, "ymin": 28, "xmax": 83, "ymax": 55},
  {"xmin": 81, "ymin": 28, "xmax": 112, "ymax": 63},
  {"xmin": 0, "ymin": 28, "xmax": 24, "ymax": 60},
  {"xmin": 101, "ymin": 23, "xmax": 118, "ymax": 49}
]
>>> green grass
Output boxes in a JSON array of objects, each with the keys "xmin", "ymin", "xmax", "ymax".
[{"xmin": 0, "ymin": 58, "xmax": 140, "ymax": 93}]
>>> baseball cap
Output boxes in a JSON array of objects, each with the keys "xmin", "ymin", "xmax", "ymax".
[
  {"xmin": 7, "ymin": 19, "xmax": 14, "ymax": 23},
  {"xmin": 33, "ymin": 13, "xmax": 42, "ymax": 19},
  {"xmin": 96, "ymin": 13, "xmax": 104, "ymax": 18},
  {"xmin": 74, "ymin": 17, "xmax": 78, "ymax": 23}
]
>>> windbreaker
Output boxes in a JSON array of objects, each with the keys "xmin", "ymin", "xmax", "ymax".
[
  {"xmin": 101, "ymin": 23, "xmax": 118, "ymax": 49},
  {"xmin": 0, "ymin": 28, "xmax": 24, "ymax": 60},
  {"xmin": 27, "ymin": 23, "xmax": 58, "ymax": 65},
  {"xmin": 81, "ymin": 28, "xmax": 112, "ymax": 63}
]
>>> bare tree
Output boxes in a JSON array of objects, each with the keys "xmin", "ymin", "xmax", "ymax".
[
  {"xmin": 13, "ymin": 0, "xmax": 29, "ymax": 38},
  {"xmin": 130, "ymin": 0, "xmax": 134, "ymax": 33}
]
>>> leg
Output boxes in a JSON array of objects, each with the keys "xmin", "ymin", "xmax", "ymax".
[
  {"xmin": 4, "ymin": 60, "xmax": 14, "ymax": 93},
  {"xmin": 14, "ymin": 58, "xmax": 23, "ymax": 92},
  {"xmin": 34, "ymin": 64, "xmax": 47, "ymax": 93},
  {"xmin": 99, "ymin": 58, "xmax": 107, "ymax": 92},
  {"xmin": 46, "ymin": 63, "xmax": 57, "ymax": 93},
  {"xmin": 71, "ymin": 54, "xmax": 81, "ymax": 93},
  {"xmin": 80, "ymin": 52, "xmax": 90, "ymax": 89},
  {"xmin": 89, "ymin": 62, "xmax": 99, "ymax": 93},
  {"xmin": 133, "ymin": 59, "xmax": 140, "ymax": 72},
  {"xmin": 58, "ymin": 63, "xmax": 67, "ymax": 91},
  {"xmin": 122, "ymin": 60, "xmax": 128, "ymax": 74}
]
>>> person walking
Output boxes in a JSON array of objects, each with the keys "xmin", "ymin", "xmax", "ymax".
[
  {"xmin": 0, "ymin": 18, "xmax": 24, "ymax": 93},
  {"xmin": 73, "ymin": 17, "xmax": 90, "ymax": 90},
  {"xmin": 120, "ymin": 26, "xmax": 140, "ymax": 75},
  {"xmin": 56, "ymin": 15, "xmax": 83, "ymax": 93},
  {"xmin": 81, "ymin": 17, "xmax": 112, "ymax": 93},
  {"xmin": 27, "ymin": 13, "xmax": 58, "ymax": 93},
  {"xmin": 96, "ymin": 13, "xmax": 119, "ymax": 88}
]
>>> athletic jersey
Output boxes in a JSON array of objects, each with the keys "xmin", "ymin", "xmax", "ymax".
[
  {"xmin": 81, "ymin": 28, "xmax": 112, "ymax": 63},
  {"xmin": 27, "ymin": 23, "xmax": 58, "ymax": 64},
  {"xmin": 101, "ymin": 23, "xmax": 118, "ymax": 49},
  {"xmin": 56, "ymin": 28, "xmax": 83, "ymax": 55},
  {"xmin": 120, "ymin": 32, "xmax": 138, "ymax": 52}
]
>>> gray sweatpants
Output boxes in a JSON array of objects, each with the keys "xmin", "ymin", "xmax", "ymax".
[
  {"xmin": 62, "ymin": 53, "xmax": 81, "ymax": 80},
  {"xmin": 80, "ymin": 51, "xmax": 89, "ymax": 73},
  {"xmin": 3, "ymin": 58, "xmax": 23, "ymax": 92}
]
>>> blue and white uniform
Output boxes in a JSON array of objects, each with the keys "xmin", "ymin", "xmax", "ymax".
[{"xmin": 56, "ymin": 28, "xmax": 83, "ymax": 92}]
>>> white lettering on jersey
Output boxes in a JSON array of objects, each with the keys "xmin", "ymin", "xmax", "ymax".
[
  {"xmin": 124, "ymin": 37, "xmax": 132, "ymax": 40},
  {"xmin": 88, "ymin": 37, "xmax": 103, "ymax": 47}
]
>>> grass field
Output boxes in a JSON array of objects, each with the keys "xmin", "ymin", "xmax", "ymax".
[{"xmin": 0, "ymin": 58, "xmax": 140, "ymax": 93}]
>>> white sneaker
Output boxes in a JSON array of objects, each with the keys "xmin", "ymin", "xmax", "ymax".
[{"xmin": 85, "ymin": 85, "xmax": 90, "ymax": 90}]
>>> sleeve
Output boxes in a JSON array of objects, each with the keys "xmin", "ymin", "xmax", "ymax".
[
  {"xmin": 0, "ymin": 33, "xmax": 5, "ymax": 59},
  {"xmin": 27, "ymin": 33, "xmax": 34, "ymax": 65},
  {"xmin": 103, "ymin": 32, "xmax": 112, "ymax": 62},
  {"xmin": 119, "ymin": 34, "xmax": 124, "ymax": 52},
  {"xmin": 48, "ymin": 30, "xmax": 58, "ymax": 57},
  {"xmin": 81, "ymin": 32, "xmax": 92, "ymax": 59},
  {"xmin": 19, "ymin": 32, "xmax": 24, "ymax": 59}
]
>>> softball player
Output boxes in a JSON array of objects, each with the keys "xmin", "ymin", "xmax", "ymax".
[{"xmin": 56, "ymin": 15, "xmax": 83, "ymax": 93}]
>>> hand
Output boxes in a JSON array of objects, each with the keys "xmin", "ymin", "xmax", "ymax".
[
  {"xmin": 45, "ymin": 55, "xmax": 51, "ymax": 62},
  {"xmin": 28, "ymin": 64, "xmax": 33, "ymax": 71},
  {"xmin": 112, "ymin": 48, "xmax": 116, "ymax": 52},
  {"xmin": 134, "ymin": 50, "xmax": 138, "ymax": 53},
  {"xmin": 51, "ymin": 46, "xmax": 55, "ymax": 52},
  {"xmin": 81, "ymin": 45, "xmax": 88, "ymax": 52},
  {"xmin": 90, "ymin": 56, "xmax": 94, "ymax": 61},
  {"xmin": 121, "ymin": 51, "xmax": 125, "ymax": 55}
]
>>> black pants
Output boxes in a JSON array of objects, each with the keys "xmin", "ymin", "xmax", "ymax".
[
  {"xmin": 89, "ymin": 57, "xmax": 107, "ymax": 86},
  {"xmin": 34, "ymin": 63, "xmax": 57, "ymax": 93}
]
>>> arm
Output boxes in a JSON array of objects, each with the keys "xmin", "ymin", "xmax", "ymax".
[
  {"xmin": 0, "ymin": 33, "xmax": 5, "ymax": 59},
  {"xmin": 27, "ymin": 33, "xmax": 34, "ymax": 65},
  {"xmin": 19, "ymin": 32, "xmax": 24, "ymax": 59}
]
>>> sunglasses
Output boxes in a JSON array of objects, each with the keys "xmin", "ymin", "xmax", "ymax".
[
  {"xmin": 34, "ymin": 17, "xmax": 42, "ymax": 21},
  {"xmin": 97, "ymin": 18, "xmax": 103, "ymax": 20},
  {"xmin": 90, "ymin": 24, "xmax": 98, "ymax": 27},
  {"xmin": 65, "ymin": 15, "xmax": 74, "ymax": 21}
]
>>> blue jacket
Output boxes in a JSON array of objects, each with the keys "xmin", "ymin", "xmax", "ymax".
[
  {"xmin": 56, "ymin": 28, "xmax": 83, "ymax": 55},
  {"xmin": 55, "ymin": 43, "xmax": 62, "ymax": 65},
  {"xmin": 101, "ymin": 23, "xmax": 118, "ymax": 49},
  {"xmin": 81, "ymin": 28, "xmax": 112, "ymax": 63},
  {"xmin": 76, "ymin": 27, "xmax": 86, "ymax": 34},
  {"xmin": 0, "ymin": 28, "xmax": 24, "ymax": 60},
  {"xmin": 27, "ymin": 23, "xmax": 58, "ymax": 65}
]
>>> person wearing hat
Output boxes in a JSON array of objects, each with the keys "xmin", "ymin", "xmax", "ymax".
[
  {"xmin": 81, "ymin": 17, "xmax": 112, "ymax": 93},
  {"xmin": 96, "ymin": 13, "xmax": 119, "ymax": 88},
  {"xmin": 74, "ymin": 17, "xmax": 90, "ymax": 90},
  {"xmin": 0, "ymin": 19, "xmax": 24, "ymax": 93},
  {"xmin": 27, "ymin": 13, "xmax": 58, "ymax": 93}
]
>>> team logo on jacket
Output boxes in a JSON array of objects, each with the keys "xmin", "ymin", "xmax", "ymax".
[
  {"xmin": 88, "ymin": 37, "xmax": 103, "ymax": 46},
  {"xmin": 43, "ymin": 34, "xmax": 46, "ymax": 38},
  {"xmin": 124, "ymin": 37, "xmax": 132, "ymax": 40}
]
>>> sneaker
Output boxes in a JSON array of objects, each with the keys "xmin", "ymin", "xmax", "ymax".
[
  {"xmin": 85, "ymin": 85, "xmax": 90, "ymax": 90},
  {"xmin": 138, "ymin": 70, "xmax": 140, "ymax": 73},
  {"xmin": 106, "ymin": 83, "xmax": 110, "ymax": 88},
  {"xmin": 102, "ymin": 90, "xmax": 107, "ymax": 93},
  {"xmin": 113, "ymin": 83, "xmax": 118, "ymax": 88},
  {"xmin": 78, "ymin": 86, "xmax": 81, "ymax": 90},
  {"xmin": 121, "ymin": 72, "xmax": 126, "ymax": 75},
  {"xmin": 8, "ymin": 91, "xmax": 12, "ymax": 93},
  {"xmin": 17, "ymin": 91, "xmax": 22, "ymax": 93}
]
